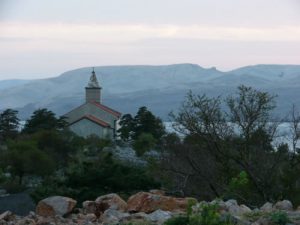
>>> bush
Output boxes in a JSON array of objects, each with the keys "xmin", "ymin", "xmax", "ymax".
[
  {"xmin": 31, "ymin": 152, "xmax": 160, "ymax": 204},
  {"xmin": 164, "ymin": 203, "xmax": 235, "ymax": 225},
  {"xmin": 133, "ymin": 133, "xmax": 157, "ymax": 157},
  {"xmin": 164, "ymin": 216, "xmax": 189, "ymax": 225},
  {"xmin": 270, "ymin": 211, "xmax": 290, "ymax": 225}
]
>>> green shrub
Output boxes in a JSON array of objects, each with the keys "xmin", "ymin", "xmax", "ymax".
[
  {"xmin": 31, "ymin": 152, "xmax": 160, "ymax": 204},
  {"xmin": 270, "ymin": 211, "xmax": 290, "ymax": 225},
  {"xmin": 164, "ymin": 203, "xmax": 235, "ymax": 225},
  {"xmin": 243, "ymin": 211, "xmax": 266, "ymax": 222},
  {"xmin": 189, "ymin": 204, "xmax": 220, "ymax": 225},
  {"xmin": 164, "ymin": 216, "xmax": 189, "ymax": 225},
  {"xmin": 187, "ymin": 198, "xmax": 198, "ymax": 216}
]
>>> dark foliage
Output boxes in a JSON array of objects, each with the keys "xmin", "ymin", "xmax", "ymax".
[
  {"xmin": 31, "ymin": 152, "xmax": 160, "ymax": 204},
  {"xmin": 22, "ymin": 108, "xmax": 66, "ymax": 134},
  {"xmin": 0, "ymin": 109, "xmax": 19, "ymax": 141}
]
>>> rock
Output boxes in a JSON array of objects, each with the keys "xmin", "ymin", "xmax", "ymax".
[
  {"xmin": 147, "ymin": 209, "xmax": 172, "ymax": 224},
  {"xmin": 260, "ymin": 202, "xmax": 273, "ymax": 212},
  {"xmin": 35, "ymin": 217, "xmax": 54, "ymax": 225},
  {"xmin": 149, "ymin": 189, "xmax": 165, "ymax": 196},
  {"xmin": 0, "ymin": 211, "xmax": 12, "ymax": 220},
  {"xmin": 82, "ymin": 201, "xmax": 97, "ymax": 215},
  {"xmin": 225, "ymin": 199, "xmax": 238, "ymax": 207},
  {"xmin": 127, "ymin": 191, "xmax": 193, "ymax": 213},
  {"xmin": 120, "ymin": 212, "xmax": 148, "ymax": 224},
  {"xmin": 254, "ymin": 217, "xmax": 271, "ymax": 225},
  {"xmin": 221, "ymin": 200, "xmax": 251, "ymax": 216},
  {"xmin": 225, "ymin": 199, "xmax": 241, "ymax": 216},
  {"xmin": 15, "ymin": 218, "xmax": 36, "ymax": 225},
  {"xmin": 84, "ymin": 213, "xmax": 97, "ymax": 222},
  {"xmin": 274, "ymin": 200, "xmax": 293, "ymax": 211},
  {"xmin": 95, "ymin": 193, "xmax": 127, "ymax": 212},
  {"xmin": 0, "ymin": 211, "xmax": 13, "ymax": 221},
  {"xmin": 100, "ymin": 209, "xmax": 129, "ymax": 225},
  {"xmin": 36, "ymin": 196, "xmax": 77, "ymax": 217}
]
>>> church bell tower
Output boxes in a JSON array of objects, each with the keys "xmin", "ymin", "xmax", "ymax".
[{"xmin": 86, "ymin": 68, "xmax": 102, "ymax": 103}]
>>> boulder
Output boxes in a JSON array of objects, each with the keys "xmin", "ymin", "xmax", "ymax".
[
  {"xmin": 254, "ymin": 217, "xmax": 272, "ymax": 225},
  {"xmin": 95, "ymin": 193, "xmax": 127, "ymax": 212},
  {"xmin": 120, "ymin": 212, "xmax": 148, "ymax": 224},
  {"xmin": 100, "ymin": 209, "xmax": 129, "ymax": 225},
  {"xmin": 127, "ymin": 191, "xmax": 194, "ymax": 213},
  {"xmin": 147, "ymin": 209, "xmax": 173, "ymax": 224},
  {"xmin": 260, "ymin": 202, "xmax": 273, "ymax": 212},
  {"xmin": 15, "ymin": 218, "xmax": 36, "ymax": 225},
  {"xmin": 0, "ymin": 211, "xmax": 13, "ymax": 221},
  {"xmin": 225, "ymin": 199, "xmax": 240, "ymax": 216},
  {"xmin": 36, "ymin": 196, "xmax": 77, "ymax": 217},
  {"xmin": 223, "ymin": 200, "xmax": 251, "ymax": 216},
  {"xmin": 274, "ymin": 200, "xmax": 293, "ymax": 211},
  {"xmin": 239, "ymin": 204, "xmax": 252, "ymax": 215},
  {"xmin": 84, "ymin": 213, "xmax": 97, "ymax": 222},
  {"xmin": 82, "ymin": 201, "xmax": 97, "ymax": 214},
  {"xmin": 149, "ymin": 189, "xmax": 165, "ymax": 196}
]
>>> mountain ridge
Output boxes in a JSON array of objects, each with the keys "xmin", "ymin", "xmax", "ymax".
[{"xmin": 0, "ymin": 63, "xmax": 299, "ymax": 120}]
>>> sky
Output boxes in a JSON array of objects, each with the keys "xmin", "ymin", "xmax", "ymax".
[{"xmin": 0, "ymin": 0, "xmax": 300, "ymax": 80}]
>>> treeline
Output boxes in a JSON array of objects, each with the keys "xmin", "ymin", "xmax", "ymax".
[
  {"xmin": 117, "ymin": 85, "xmax": 300, "ymax": 207},
  {"xmin": 0, "ymin": 85, "xmax": 300, "ymax": 208},
  {"xmin": 0, "ymin": 108, "xmax": 159, "ymax": 203}
]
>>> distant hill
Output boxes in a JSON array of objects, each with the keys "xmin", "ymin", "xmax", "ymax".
[
  {"xmin": 0, "ymin": 64, "xmax": 299, "ymax": 120},
  {"xmin": 0, "ymin": 79, "xmax": 32, "ymax": 90}
]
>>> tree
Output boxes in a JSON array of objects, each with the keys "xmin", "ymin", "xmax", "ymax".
[
  {"xmin": 118, "ymin": 114, "xmax": 134, "ymax": 141},
  {"xmin": 22, "ymin": 108, "xmax": 66, "ymax": 134},
  {"xmin": 118, "ymin": 106, "xmax": 165, "ymax": 156},
  {"xmin": 118, "ymin": 107, "xmax": 165, "ymax": 141},
  {"xmin": 31, "ymin": 152, "xmax": 160, "ymax": 204},
  {"xmin": 168, "ymin": 86, "xmax": 284, "ymax": 205},
  {"xmin": 5, "ymin": 140, "xmax": 55, "ymax": 185},
  {"xmin": 289, "ymin": 104, "xmax": 300, "ymax": 155},
  {"xmin": 133, "ymin": 106, "xmax": 165, "ymax": 140},
  {"xmin": 133, "ymin": 133, "xmax": 157, "ymax": 157},
  {"xmin": 31, "ymin": 129, "xmax": 82, "ymax": 168},
  {"xmin": 0, "ymin": 109, "xmax": 19, "ymax": 141}
]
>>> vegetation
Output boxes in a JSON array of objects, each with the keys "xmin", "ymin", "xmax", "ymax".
[
  {"xmin": 158, "ymin": 85, "xmax": 300, "ymax": 206},
  {"xmin": 270, "ymin": 211, "xmax": 290, "ymax": 225},
  {"xmin": 22, "ymin": 108, "xmax": 66, "ymax": 134},
  {"xmin": 31, "ymin": 151, "xmax": 159, "ymax": 204},
  {"xmin": 4, "ymin": 139, "xmax": 55, "ymax": 185},
  {"xmin": 118, "ymin": 106, "xmax": 165, "ymax": 156},
  {"xmin": 0, "ymin": 85, "xmax": 300, "ymax": 210},
  {"xmin": 164, "ymin": 203, "xmax": 235, "ymax": 225},
  {"xmin": 0, "ymin": 109, "xmax": 19, "ymax": 141}
]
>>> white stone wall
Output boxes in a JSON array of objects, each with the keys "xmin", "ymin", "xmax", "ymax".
[{"xmin": 68, "ymin": 118, "xmax": 113, "ymax": 139}]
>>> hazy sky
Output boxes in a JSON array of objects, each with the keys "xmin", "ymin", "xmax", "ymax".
[{"xmin": 0, "ymin": 0, "xmax": 300, "ymax": 80}]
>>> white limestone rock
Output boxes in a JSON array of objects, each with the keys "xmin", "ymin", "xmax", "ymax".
[{"xmin": 274, "ymin": 200, "xmax": 293, "ymax": 211}]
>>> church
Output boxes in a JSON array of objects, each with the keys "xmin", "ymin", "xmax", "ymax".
[{"xmin": 64, "ymin": 69, "xmax": 121, "ymax": 139}]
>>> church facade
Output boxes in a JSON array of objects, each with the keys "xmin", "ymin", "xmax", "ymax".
[{"xmin": 64, "ymin": 69, "xmax": 121, "ymax": 139}]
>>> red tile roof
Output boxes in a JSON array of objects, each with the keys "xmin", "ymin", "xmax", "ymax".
[
  {"xmin": 69, "ymin": 114, "xmax": 111, "ymax": 127},
  {"xmin": 91, "ymin": 101, "xmax": 121, "ymax": 118}
]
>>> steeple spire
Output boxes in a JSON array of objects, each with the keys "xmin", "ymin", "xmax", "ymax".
[
  {"xmin": 86, "ymin": 68, "xmax": 102, "ymax": 103},
  {"xmin": 87, "ymin": 67, "xmax": 100, "ymax": 88}
]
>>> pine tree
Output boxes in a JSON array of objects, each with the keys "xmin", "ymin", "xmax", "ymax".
[{"xmin": 0, "ymin": 109, "xmax": 19, "ymax": 141}]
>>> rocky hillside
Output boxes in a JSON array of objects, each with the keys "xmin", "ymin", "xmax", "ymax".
[
  {"xmin": 0, "ymin": 64, "xmax": 300, "ymax": 120},
  {"xmin": 1, "ymin": 190, "xmax": 300, "ymax": 225}
]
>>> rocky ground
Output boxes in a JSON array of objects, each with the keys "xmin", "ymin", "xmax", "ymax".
[{"xmin": 1, "ymin": 190, "xmax": 300, "ymax": 225}]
